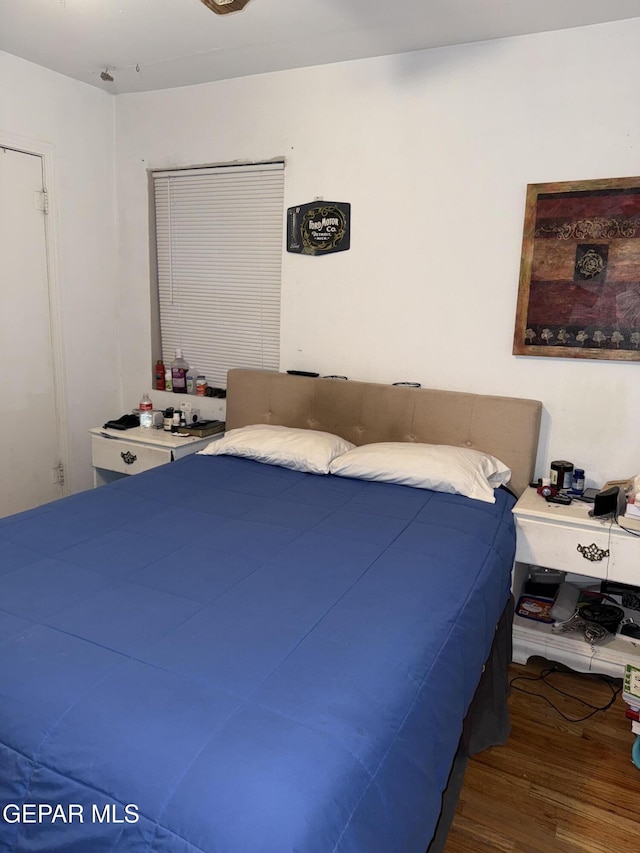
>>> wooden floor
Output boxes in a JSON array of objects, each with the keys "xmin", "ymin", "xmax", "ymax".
[{"xmin": 444, "ymin": 657, "xmax": 640, "ymax": 853}]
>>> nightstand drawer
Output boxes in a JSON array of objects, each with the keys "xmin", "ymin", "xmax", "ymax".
[
  {"xmin": 515, "ymin": 516, "xmax": 610, "ymax": 579},
  {"xmin": 91, "ymin": 434, "xmax": 172, "ymax": 475}
]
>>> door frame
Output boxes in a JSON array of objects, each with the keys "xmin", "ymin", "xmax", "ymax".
[{"xmin": 0, "ymin": 130, "xmax": 69, "ymax": 497}]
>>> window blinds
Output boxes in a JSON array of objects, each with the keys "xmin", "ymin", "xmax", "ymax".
[{"xmin": 153, "ymin": 162, "xmax": 284, "ymax": 389}]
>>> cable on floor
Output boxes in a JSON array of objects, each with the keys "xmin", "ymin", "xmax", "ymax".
[{"xmin": 509, "ymin": 663, "xmax": 621, "ymax": 722}]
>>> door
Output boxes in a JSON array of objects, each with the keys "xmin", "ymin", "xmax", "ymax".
[{"xmin": 0, "ymin": 146, "xmax": 62, "ymax": 517}]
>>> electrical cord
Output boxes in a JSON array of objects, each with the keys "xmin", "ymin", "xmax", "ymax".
[{"xmin": 509, "ymin": 663, "xmax": 621, "ymax": 722}]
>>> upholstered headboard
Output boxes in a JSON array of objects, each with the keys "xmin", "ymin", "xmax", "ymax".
[{"xmin": 226, "ymin": 369, "xmax": 542, "ymax": 496}]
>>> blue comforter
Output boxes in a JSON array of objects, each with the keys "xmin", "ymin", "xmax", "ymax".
[{"xmin": 0, "ymin": 454, "xmax": 516, "ymax": 852}]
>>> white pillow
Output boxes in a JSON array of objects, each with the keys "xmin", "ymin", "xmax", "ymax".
[
  {"xmin": 198, "ymin": 424, "xmax": 355, "ymax": 475},
  {"xmin": 328, "ymin": 442, "xmax": 511, "ymax": 503}
]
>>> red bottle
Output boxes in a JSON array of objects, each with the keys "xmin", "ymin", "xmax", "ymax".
[{"xmin": 155, "ymin": 360, "xmax": 165, "ymax": 391}]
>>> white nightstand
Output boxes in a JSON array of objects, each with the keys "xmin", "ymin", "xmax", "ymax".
[
  {"xmin": 89, "ymin": 426, "xmax": 220, "ymax": 486},
  {"xmin": 512, "ymin": 487, "xmax": 640, "ymax": 677}
]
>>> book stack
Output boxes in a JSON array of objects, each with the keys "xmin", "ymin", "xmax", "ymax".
[
  {"xmin": 623, "ymin": 663, "xmax": 640, "ymax": 734},
  {"xmin": 178, "ymin": 420, "xmax": 225, "ymax": 438},
  {"xmin": 621, "ymin": 498, "xmax": 640, "ymax": 532}
]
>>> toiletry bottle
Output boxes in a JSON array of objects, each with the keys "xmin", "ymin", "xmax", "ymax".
[
  {"xmin": 571, "ymin": 468, "xmax": 585, "ymax": 495},
  {"xmin": 186, "ymin": 367, "xmax": 196, "ymax": 395},
  {"xmin": 154, "ymin": 360, "xmax": 165, "ymax": 391},
  {"xmin": 139, "ymin": 394, "xmax": 153, "ymax": 428},
  {"xmin": 171, "ymin": 349, "xmax": 189, "ymax": 394}
]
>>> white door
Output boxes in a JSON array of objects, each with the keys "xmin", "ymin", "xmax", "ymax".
[{"xmin": 0, "ymin": 146, "xmax": 63, "ymax": 517}]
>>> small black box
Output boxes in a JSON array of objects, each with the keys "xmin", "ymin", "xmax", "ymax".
[
  {"xmin": 524, "ymin": 580, "xmax": 561, "ymax": 599},
  {"xmin": 592, "ymin": 486, "xmax": 626, "ymax": 518}
]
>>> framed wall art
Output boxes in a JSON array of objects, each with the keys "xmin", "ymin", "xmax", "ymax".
[
  {"xmin": 513, "ymin": 176, "xmax": 640, "ymax": 361},
  {"xmin": 286, "ymin": 201, "xmax": 350, "ymax": 256}
]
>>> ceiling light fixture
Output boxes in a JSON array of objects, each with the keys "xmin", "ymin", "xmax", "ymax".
[
  {"xmin": 199, "ymin": 0, "xmax": 252, "ymax": 15},
  {"xmin": 100, "ymin": 68, "xmax": 114, "ymax": 82}
]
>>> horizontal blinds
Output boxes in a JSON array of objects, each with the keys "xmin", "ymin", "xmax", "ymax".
[{"xmin": 154, "ymin": 162, "xmax": 284, "ymax": 388}]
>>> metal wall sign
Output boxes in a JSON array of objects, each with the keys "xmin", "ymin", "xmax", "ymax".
[{"xmin": 286, "ymin": 201, "xmax": 350, "ymax": 255}]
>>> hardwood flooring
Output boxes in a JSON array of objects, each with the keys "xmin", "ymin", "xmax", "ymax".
[{"xmin": 444, "ymin": 657, "xmax": 640, "ymax": 853}]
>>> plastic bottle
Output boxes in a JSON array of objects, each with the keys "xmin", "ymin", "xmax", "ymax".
[
  {"xmin": 154, "ymin": 360, "xmax": 165, "ymax": 391},
  {"xmin": 164, "ymin": 367, "xmax": 173, "ymax": 392},
  {"xmin": 186, "ymin": 368, "xmax": 196, "ymax": 395},
  {"xmin": 171, "ymin": 349, "xmax": 189, "ymax": 394},
  {"xmin": 196, "ymin": 375, "xmax": 207, "ymax": 396},
  {"xmin": 571, "ymin": 468, "xmax": 585, "ymax": 495},
  {"xmin": 139, "ymin": 393, "xmax": 153, "ymax": 428}
]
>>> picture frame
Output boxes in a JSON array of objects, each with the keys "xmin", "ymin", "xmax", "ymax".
[
  {"xmin": 513, "ymin": 176, "xmax": 640, "ymax": 361},
  {"xmin": 286, "ymin": 201, "xmax": 350, "ymax": 256}
]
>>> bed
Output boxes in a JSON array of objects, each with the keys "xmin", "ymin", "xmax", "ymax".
[{"xmin": 0, "ymin": 369, "xmax": 541, "ymax": 853}]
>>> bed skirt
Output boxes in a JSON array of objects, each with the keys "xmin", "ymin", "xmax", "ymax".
[{"xmin": 427, "ymin": 594, "xmax": 514, "ymax": 852}]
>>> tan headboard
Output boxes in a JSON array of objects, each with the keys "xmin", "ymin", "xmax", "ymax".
[{"xmin": 226, "ymin": 369, "xmax": 542, "ymax": 496}]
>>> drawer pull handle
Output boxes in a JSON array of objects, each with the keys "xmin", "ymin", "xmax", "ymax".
[
  {"xmin": 577, "ymin": 542, "xmax": 609, "ymax": 562},
  {"xmin": 121, "ymin": 450, "xmax": 137, "ymax": 465}
]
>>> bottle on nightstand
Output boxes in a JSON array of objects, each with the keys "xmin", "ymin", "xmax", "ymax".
[
  {"xmin": 154, "ymin": 360, "xmax": 165, "ymax": 391},
  {"xmin": 571, "ymin": 468, "xmax": 585, "ymax": 495},
  {"xmin": 139, "ymin": 394, "xmax": 153, "ymax": 428},
  {"xmin": 171, "ymin": 349, "xmax": 189, "ymax": 394}
]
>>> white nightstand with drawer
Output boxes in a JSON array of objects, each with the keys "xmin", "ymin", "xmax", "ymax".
[
  {"xmin": 512, "ymin": 487, "xmax": 640, "ymax": 677},
  {"xmin": 90, "ymin": 426, "xmax": 218, "ymax": 486}
]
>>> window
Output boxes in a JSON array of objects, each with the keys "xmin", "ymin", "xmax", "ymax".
[{"xmin": 152, "ymin": 161, "xmax": 284, "ymax": 388}]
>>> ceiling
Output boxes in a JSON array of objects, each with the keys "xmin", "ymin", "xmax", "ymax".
[{"xmin": 1, "ymin": 0, "xmax": 639, "ymax": 95}]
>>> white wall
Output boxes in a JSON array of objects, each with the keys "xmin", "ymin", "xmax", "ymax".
[
  {"xmin": 112, "ymin": 17, "xmax": 638, "ymax": 488},
  {"xmin": 0, "ymin": 51, "xmax": 119, "ymax": 493},
  {"xmin": 10, "ymin": 19, "xmax": 638, "ymax": 495}
]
